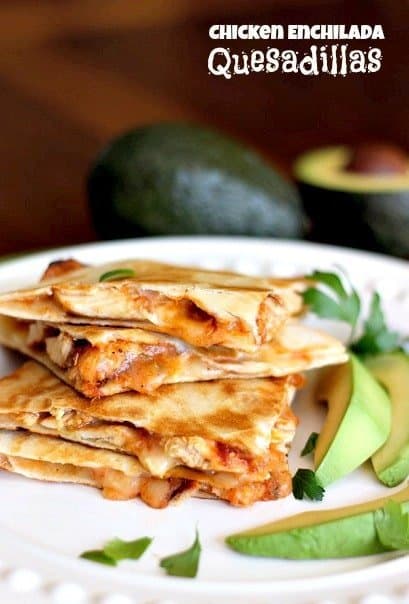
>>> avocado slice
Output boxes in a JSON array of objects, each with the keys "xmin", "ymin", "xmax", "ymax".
[
  {"xmin": 226, "ymin": 486, "xmax": 409, "ymax": 559},
  {"xmin": 87, "ymin": 122, "xmax": 305, "ymax": 240},
  {"xmin": 365, "ymin": 352, "xmax": 409, "ymax": 487},
  {"xmin": 294, "ymin": 144, "xmax": 409, "ymax": 257},
  {"xmin": 314, "ymin": 354, "xmax": 391, "ymax": 486}
]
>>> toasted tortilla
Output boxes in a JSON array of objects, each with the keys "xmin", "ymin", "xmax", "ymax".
[
  {"xmin": 0, "ymin": 429, "xmax": 190, "ymax": 505},
  {"xmin": 0, "ymin": 316, "xmax": 347, "ymax": 397},
  {"xmin": 0, "ymin": 361, "xmax": 297, "ymax": 457},
  {"xmin": 0, "ymin": 362, "xmax": 298, "ymax": 506},
  {"xmin": 0, "ymin": 429, "xmax": 293, "ymax": 507},
  {"xmin": 0, "ymin": 259, "xmax": 305, "ymax": 350}
]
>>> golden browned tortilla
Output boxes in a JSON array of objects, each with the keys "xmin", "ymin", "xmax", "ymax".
[
  {"xmin": 0, "ymin": 361, "xmax": 299, "ymax": 507},
  {"xmin": 0, "ymin": 316, "xmax": 346, "ymax": 397},
  {"xmin": 0, "ymin": 258, "xmax": 306, "ymax": 351}
]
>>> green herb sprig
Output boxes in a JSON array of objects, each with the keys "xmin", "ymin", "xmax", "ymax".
[
  {"xmin": 351, "ymin": 292, "xmax": 400, "ymax": 356},
  {"xmin": 301, "ymin": 432, "xmax": 319, "ymax": 457},
  {"xmin": 292, "ymin": 469, "xmax": 325, "ymax": 501},
  {"xmin": 303, "ymin": 270, "xmax": 360, "ymax": 341},
  {"xmin": 303, "ymin": 269, "xmax": 401, "ymax": 356},
  {"xmin": 80, "ymin": 550, "xmax": 116, "ymax": 566},
  {"xmin": 99, "ymin": 268, "xmax": 136, "ymax": 282},
  {"xmin": 80, "ymin": 536, "xmax": 152, "ymax": 566},
  {"xmin": 160, "ymin": 531, "xmax": 201, "ymax": 578}
]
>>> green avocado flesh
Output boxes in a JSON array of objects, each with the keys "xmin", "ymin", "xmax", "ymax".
[
  {"xmin": 87, "ymin": 122, "xmax": 305, "ymax": 239},
  {"xmin": 294, "ymin": 146, "xmax": 409, "ymax": 256},
  {"xmin": 295, "ymin": 147, "xmax": 409, "ymax": 192},
  {"xmin": 365, "ymin": 353, "xmax": 409, "ymax": 487},
  {"xmin": 314, "ymin": 354, "xmax": 391, "ymax": 487},
  {"xmin": 226, "ymin": 486, "xmax": 409, "ymax": 559}
]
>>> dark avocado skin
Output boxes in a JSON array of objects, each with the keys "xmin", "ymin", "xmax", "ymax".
[
  {"xmin": 87, "ymin": 123, "xmax": 305, "ymax": 239},
  {"xmin": 364, "ymin": 189, "xmax": 409, "ymax": 257},
  {"xmin": 299, "ymin": 183, "xmax": 381, "ymax": 251},
  {"xmin": 298, "ymin": 182, "xmax": 409, "ymax": 257}
]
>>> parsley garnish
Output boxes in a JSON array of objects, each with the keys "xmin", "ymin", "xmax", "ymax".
[
  {"xmin": 350, "ymin": 292, "xmax": 400, "ymax": 356},
  {"xmin": 80, "ymin": 550, "xmax": 117, "ymax": 566},
  {"xmin": 303, "ymin": 270, "xmax": 360, "ymax": 340},
  {"xmin": 99, "ymin": 268, "xmax": 136, "ymax": 282},
  {"xmin": 103, "ymin": 537, "xmax": 152, "ymax": 562},
  {"xmin": 292, "ymin": 469, "xmax": 325, "ymax": 501},
  {"xmin": 374, "ymin": 501, "xmax": 409, "ymax": 550},
  {"xmin": 160, "ymin": 530, "xmax": 201, "ymax": 578},
  {"xmin": 80, "ymin": 536, "xmax": 152, "ymax": 566},
  {"xmin": 303, "ymin": 269, "xmax": 401, "ymax": 356},
  {"xmin": 301, "ymin": 432, "xmax": 319, "ymax": 457}
]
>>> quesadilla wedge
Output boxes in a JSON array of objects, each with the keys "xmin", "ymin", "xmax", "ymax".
[
  {"xmin": 0, "ymin": 362, "xmax": 299, "ymax": 507},
  {"xmin": 0, "ymin": 429, "xmax": 197, "ymax": 505},
  {"xmin": 0, "ymin": 259, "xmax": 305, "ymax": 350},
  {"xmin": 0, "ymin": 316, "xmax": 347, "ymax": 397}
]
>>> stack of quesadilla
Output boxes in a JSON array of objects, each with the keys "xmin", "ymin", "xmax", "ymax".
[{"xmin": 0, "ymin": 259, "xmax": 347, "ymax": 507}]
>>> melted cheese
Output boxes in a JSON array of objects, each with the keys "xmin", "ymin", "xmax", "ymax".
[{"xmin": 0, "ymin": 407, "xmax": 296, "ymax": 481}]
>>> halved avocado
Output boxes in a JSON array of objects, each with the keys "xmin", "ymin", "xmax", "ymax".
[{"xmin": 294, "ymin": 144, "xmax": 409, "ymax": 257}]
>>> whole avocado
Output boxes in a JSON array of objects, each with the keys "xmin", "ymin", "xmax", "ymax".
[{"xmin": 87, "ymin": 123, "xmax": 305, "ymax": 239}]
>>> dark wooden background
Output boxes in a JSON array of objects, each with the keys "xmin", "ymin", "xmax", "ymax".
[{"xmin": 0, "ymin": 0, "xmax": 407, "ymax": 255}]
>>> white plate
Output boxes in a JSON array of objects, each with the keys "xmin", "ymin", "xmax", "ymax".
[{"xmin": 0, "ymin": 237, "xmax": 408, "ymax": 604}]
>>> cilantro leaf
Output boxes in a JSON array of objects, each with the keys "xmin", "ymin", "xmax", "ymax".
[
  {"xmin": 99, "ymin": 268, "xmax": 136, "ymax": 282},
  {"xmin": 374, "ymin": 501, "xmax": 409, "ymax": 550},
  {"xmin": 303, "ymin": 270, "xmax": 402, "ymax": 354},
  {"xmin": 302, "ymin": 289, "xmax": 345, "ymax": 321},
  {"xmin": 351, "ymin": 292, "xmax": 400, "ymax": 356},
  {"xmin": 301, "ymin": 432, "xmax": 319, "ymax": 457},
  {"xmin": 104, "ymin": 537, "xmax": 152, "ymax": 562},
  {"xmin": 80, "ymin": 535, "xmax": 152, "ymax": 566},
  {"xmin": 303, "ymin": 270, "xmax": 360, "ymax": 332},
  {"xmin": 342, "ymin": 290, "xmax": 361, "ymax": 328},
  {"xmin": 310, "ymin": 271, "xmax": 347, "ymax": 298},
  {"xmin": 292, "ymin": 469, "xmax": 325, "ymax": 501},
  {"xmin": 160, "ymin": 531, "xmax": 201, "ymax": 578},
  {"xmin": 80, "ymin": 550, "xmax": 117, "ymax": 566}
]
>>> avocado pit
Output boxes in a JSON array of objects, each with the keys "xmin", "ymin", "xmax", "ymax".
[{"xmin": 345, "ymin": 143, "xmax": 408, "ymax": 176}]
